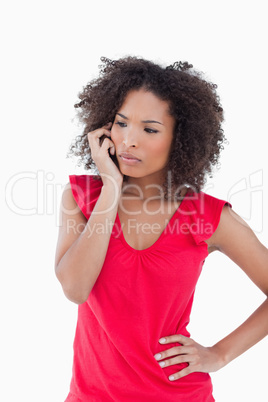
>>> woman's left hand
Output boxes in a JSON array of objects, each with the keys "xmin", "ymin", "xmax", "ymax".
[{"xmin": 154, "ymin": 334, "xmax": 225, "ymax": 381}]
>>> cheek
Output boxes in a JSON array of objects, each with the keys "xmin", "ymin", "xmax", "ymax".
[{"xmin": 149, "ymin": 140, "xmax": 172, "ymax": 158}]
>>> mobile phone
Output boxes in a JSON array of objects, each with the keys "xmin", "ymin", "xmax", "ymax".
[{"xmin": 99, "ymin": 134, "xmax": 119, "ymax": 167}]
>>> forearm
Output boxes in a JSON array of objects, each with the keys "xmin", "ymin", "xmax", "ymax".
[
  {"xmin": 213, "ymin": 296, "xmax": 268, "ymax": 367},
  {"xmin": 56, "ymin": 183, "xmax": 121, "ymax": 303}
]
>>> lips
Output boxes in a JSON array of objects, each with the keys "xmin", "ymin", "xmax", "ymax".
[{"xmin": 119, "ymin": 152, "xmax": 141, "ymax": 161}]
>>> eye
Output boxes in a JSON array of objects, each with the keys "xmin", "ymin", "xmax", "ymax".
[
  {"xmin": 144, "ymin": 128, "xmax": 158, "ymax": 134},
  {"xmin": 115, "ymin": 121, "xmax": 127, "ymax": 127},
  {"xmin": 115, "ymin": 121, "xmax": 158, "ymax": 134}
]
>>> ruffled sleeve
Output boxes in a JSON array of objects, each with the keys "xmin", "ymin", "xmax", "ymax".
[
  {"xmin": 69, "ymin": 174, "xmax": 103, "ymax": 220},
  {"xmin": 182, "ymin": 191, "xmax": 232, "ymax": 245}
]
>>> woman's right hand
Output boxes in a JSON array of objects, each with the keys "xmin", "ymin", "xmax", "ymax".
[{"xmin": 87, "ymin": 122, "xmax": 123, "ymax": 188}]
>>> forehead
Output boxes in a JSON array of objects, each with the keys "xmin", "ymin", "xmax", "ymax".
[{"xmin": 119, "ymin": 89, "xmax": 172, "ymax": 117}]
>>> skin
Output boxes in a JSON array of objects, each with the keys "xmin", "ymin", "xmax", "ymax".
[
  {"xmin": 110, "ymin": 88, "xmax": 187, "ymax": 250},
  {"xmin": 111, "ymin": 88, "xmax": 176, "ymax": 200},
  {"xmin": 153, "ymin": 207, "xmax": 268, "ymax": 381},
  {"xmin": 89, "ymin": 88, "xmax": 268, "ymax": 382}
]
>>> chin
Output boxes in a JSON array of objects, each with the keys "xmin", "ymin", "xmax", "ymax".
[{"xmin": 119, "ymin": 168, "xmax": 142, "ymax": 178}]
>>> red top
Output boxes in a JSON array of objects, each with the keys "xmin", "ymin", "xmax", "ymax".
[{"xmin": 65, "ymin": 175, "xmax": 232, "ymax": 402}]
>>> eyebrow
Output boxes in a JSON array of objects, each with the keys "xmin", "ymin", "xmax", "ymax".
[{"xmin": 116, "ymin": 113, "xmax": 163, "ymax": 125}]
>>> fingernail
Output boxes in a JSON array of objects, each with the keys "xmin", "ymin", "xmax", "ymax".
[
  {"xmin": 154, "ymin": 353, "xmax": 162, "ymax": 360},
  {"xmin": 159, "ymin": 361, "xmax": 165, "ymax": 367},
  {"xmin": 159, "ymin": 338, "xmax": 166, "ymax": 343},
  {"xmin": 169, "ymin": 375, "xmax": 175, "ymax": 381}
]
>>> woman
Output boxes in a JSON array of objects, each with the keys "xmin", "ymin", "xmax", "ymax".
[{"xmin": 55, "ymin": 56, "xmax": 268, "ymax": 401}]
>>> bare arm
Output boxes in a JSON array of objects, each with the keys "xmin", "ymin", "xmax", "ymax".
[
  {"xmin": 207, "ymin": 205, "xmax": 268, "ymax": 365},
  {"xmin": 55, "ymin": 122, "xmax": 123, "ymax": 304},
  {"xmin": 54, "ymin": 181, "xmax": 121, "ymax": 304},
  {"xmin": 153, "ymin": 205, "xmax": 268, "ymax": 380}
]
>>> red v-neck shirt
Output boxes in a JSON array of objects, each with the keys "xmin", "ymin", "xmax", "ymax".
[{"xmin": 65, "ymin": 175, "xmax": 232, "ymax": 402}]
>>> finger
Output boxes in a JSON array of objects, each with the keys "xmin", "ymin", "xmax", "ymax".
[
  {"xmin": 157, "ymin": 354, "xmax": 194, "ymax": 369},
  {"xmin": 99, "ymin": 137, "xmax": 115, "ymax": 154},
  {"xmin": 88, "ymin": 129, "xmax": 112, "ymax": 155},
  {"xmin": 154, "ymin": 345, "xmax": 194, "ymax": 361},
  {"xmin": 168, "ymin": 366, "xmax": 193, "ymax": 381},
  {"xmin": 88, "ymin": 128, "xmax": 112, "ymax": 142},
  {"xmin": 87, "ymin": 123, "xmax": 113, "ymax": 144},
  {"xmin": 102, "ymin": 122, "xmax": 113, "ymax": 132},
  {"xmin": 159, "ymin": 334, "xmax": 192, "ymax": 346}
]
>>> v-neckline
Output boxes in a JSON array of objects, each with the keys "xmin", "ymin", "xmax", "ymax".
[{"xmin": 114, "ymin": 188, "xmax": 190, "ymax": 253}]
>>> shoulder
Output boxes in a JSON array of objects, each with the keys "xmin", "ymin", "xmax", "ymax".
[
  {"xmin": 207, "ymin": 201, "xmax": 268, "ymax": 294},
  {"xmin": 69, "ymin": 174, "xmax": 103, "ymax": 197},
  {"xmin": 185, "ymin": 190, "xmax": 230, "ymax": 213},
  {"xmin": 69, "ymin": 174, "xmax": 102, "ymax": 190},
  {"xmin": 181, "ymin": 189, "xmax": 231, "ymax": 247},
  {"xmin": 206, "ymin": 202, "xmax": 250, "ymax": 249},
  {"xmin": 68, "ymin": 174, "xmax": 103, "ymax": 219}
]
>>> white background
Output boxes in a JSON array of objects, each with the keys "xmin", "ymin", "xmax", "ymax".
[{"xmin": 1, "ymin": 0, "xmax": 267, "ymax": 401}]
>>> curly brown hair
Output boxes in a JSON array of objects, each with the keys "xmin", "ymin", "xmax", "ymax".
[{"xmin": 67, "ymin": 56, "xmax": 227, "ymax": 199}]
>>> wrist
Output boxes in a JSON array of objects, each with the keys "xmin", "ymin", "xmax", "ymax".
[
  {"xmin": 101, "ymin": 175, "xmax": 123, "ymax": 190},
  {"xmin": 210, "ymin": 343, "xmax": 229, "ymax": 370},
  {"xmin": 101, "ymin": 181, "xmax": 122, "ymax": 201}
]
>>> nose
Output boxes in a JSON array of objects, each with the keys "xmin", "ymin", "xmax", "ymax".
[{"xmin": 122, "ymin": 131, "xmax": 138, "ymax": 147}]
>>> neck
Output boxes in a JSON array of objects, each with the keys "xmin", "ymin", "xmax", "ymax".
[{"xmin": 122, "ymin": 176, "xmax": 166, "ymax": 200}]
